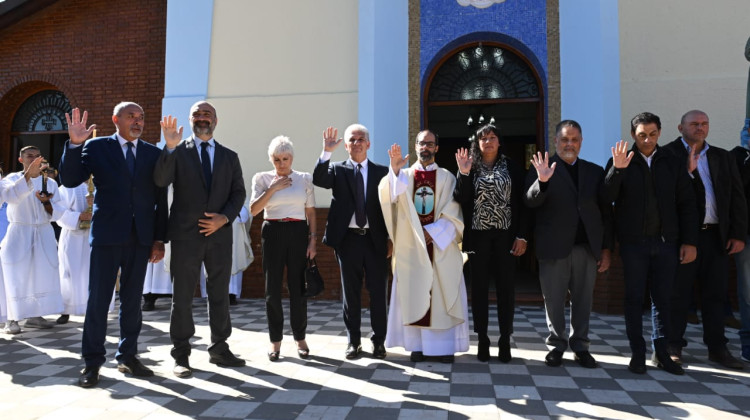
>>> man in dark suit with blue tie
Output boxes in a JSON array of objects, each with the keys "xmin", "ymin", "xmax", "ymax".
[
  {"xmin": 60, "ymin": 103, "xmax": 168, "ymax": 388},
  {"xmin": 313, "ymin": 124, "xmax": 390, "ymax": 360},
  {"xmin": 154, "ymin": 101, "xmax": 246, "ymax": 378}
]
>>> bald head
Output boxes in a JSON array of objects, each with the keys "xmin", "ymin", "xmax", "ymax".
[{"xmin": 190, "ymin": 101, "xmax": 218, "ymax": 140}]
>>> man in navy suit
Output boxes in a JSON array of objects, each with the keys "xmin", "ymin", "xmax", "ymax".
[
  {"xmin": 155, "ymin": 101, "xmax": 246, "ymax": 378},
  {"xmin": 60, "ymin": 104, "xmax": 168, "ymax": 388},
  {"xmin": 313, "ymin": 124, "xmax": 390, "ymax": 360}
]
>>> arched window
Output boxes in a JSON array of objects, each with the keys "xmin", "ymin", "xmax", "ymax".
[
  {"xmin": 10, "ymin": 90, "xmax": 72, "ymax": 171},
  {"xmin": 427, "ymin": 44, "xmax": 540, "ymax": 101}
]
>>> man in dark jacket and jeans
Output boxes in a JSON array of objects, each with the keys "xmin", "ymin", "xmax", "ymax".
[{"xmin": 605, "ymin": 112, "xmax": 698, "ymax": 375}]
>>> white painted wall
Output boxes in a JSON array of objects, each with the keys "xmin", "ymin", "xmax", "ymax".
[
  {"xmin": 619, "ymin": 0, "xmax": 750, "ymax": 151},
  {"xmin": 559, "ymin": 0, "xmax": 621, "ymax": 167},
  {"xmin": 179, "ymin": 0, "xmax": 360, "ymax": 206}
]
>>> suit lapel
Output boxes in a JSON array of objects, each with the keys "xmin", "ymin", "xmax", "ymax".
[
  {"xmin": 707, "ymin": 147, "xmax": 720, "ymax": 192},
  {"xmin": 107, "ymin": 135, "xmax": 129, "ymax": 177}
]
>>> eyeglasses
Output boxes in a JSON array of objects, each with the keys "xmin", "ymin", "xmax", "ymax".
[{"xmin": 417, "ymin": 141, "xmax": 437, "ymax": 148}]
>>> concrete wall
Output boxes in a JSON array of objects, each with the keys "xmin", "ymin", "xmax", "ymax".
[{"xmin": 619, "ymin": 0, "xmax": 750, "ymax": 151}]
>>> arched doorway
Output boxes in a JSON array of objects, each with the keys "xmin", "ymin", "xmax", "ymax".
[
  {"xmin": 423, "ymin": 41, "xmax": 545, "ymax": 301},
  {"xmin": 10, "ymin": 89, "xmax": 72, "ymax": 172}
]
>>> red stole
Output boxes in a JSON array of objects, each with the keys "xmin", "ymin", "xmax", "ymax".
[{"xmin": 410, "ymin": 169, "xmax": 437, "ymax": 327}]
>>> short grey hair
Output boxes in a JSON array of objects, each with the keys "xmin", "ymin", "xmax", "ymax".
[
  {"xmin": 112, "ymin": 101, "xmax": 142, "ymax": 116},
  {"xmin": 268, "ymin": 135, "xmax": 294, "ymax": 161},
  {"xmin": 344, "ymin": 123, "xmax": 369, "ymax": 142}
]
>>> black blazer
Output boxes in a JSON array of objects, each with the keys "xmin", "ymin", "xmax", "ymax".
[
  {"xmin": 604, "ymin": 145, "xmax": 698, "ymax": 246},
  {"xmin": 313, "ymin": 158, "xmax": 389, "ymax": 255},
  {"xmin": 663, "ymin": 138, "xmax": 747, "ymax": 244},
  {"xmin": 153, "ymin": 137, "xmax": 246, "ymax": 242},
  {"xmin": 59, "ymin": 135, "xmax": 167, "ymax": 246},
  {"xmin": 524, "ymin": 154, "xmax": 613, "ymax": 260},
  {"xmin": 453, "ymin": 155, "xmax": 529, "ymax": 253}
]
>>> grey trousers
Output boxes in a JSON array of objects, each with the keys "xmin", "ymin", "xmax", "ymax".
[{"xmin": 538, "ymin": 245, "xmax": 597, "ymax": 353}]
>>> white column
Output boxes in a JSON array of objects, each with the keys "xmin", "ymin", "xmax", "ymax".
[
  {"xmin": 161, "ymin": 0, "xmax": 215, "ymax": 146},
  {"xmin": 559, "ymin": 0, "xmax": 620, "ymax": 166},
  {"xmin": 358, "ymin": 0, "xmax": 409, "ymax": 164}
]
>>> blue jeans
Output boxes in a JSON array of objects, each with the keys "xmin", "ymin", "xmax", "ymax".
[
  {"xmin": 620, "ymin": 239, "xmax": 678, "ymax": 356},
  {"xmin": 733, "ymin": 235, "xmax": 750, "ymax": 351}
]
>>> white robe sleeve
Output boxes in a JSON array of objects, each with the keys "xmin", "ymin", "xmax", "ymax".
[
  {"xmin": 56, "ymin": 187, "xmax": 82, "ymax": 230},
  {"xmin": 46, "ymin": 181, "xmax": 66, "ymax": 222},
  {"xmin": 423, "ymin": 218, "xmax": 456, "ymax": 251},
  {"xmin": 388, "ymin": 166, "xmax": 409, "ymax": 203},
  {"xmin": 0, "ymin": 175, "xmax": 33, "ymax": 204}
]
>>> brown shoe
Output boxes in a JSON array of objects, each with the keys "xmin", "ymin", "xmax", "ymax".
[{"xmin": 708, "ymin": 347, "xmax": 744, "ymax": 370}]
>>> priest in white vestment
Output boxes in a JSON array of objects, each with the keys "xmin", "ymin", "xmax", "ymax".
[
  {"xmin": 378, "ymin": 131, "xmax": 469, "ymax": 362},
  {"xmin": 0, "ymin": 147, "xmax": 64, "ymax": 333}
]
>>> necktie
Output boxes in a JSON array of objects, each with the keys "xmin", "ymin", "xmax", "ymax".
[
  {"xmin": 125, "ymin": 142, "xmax": 135, "ymax": 176},
  {"xmin": 201, "ymin": 142, "xmax": 212, "ymax": 191},
  {"xmin": 355, "ymin": 163, "xmax": 366, "ymax": 228}
]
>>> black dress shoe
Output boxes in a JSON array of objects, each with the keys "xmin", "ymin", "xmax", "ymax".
[
  {"xmin": 545, "ymin": 349, "xmax": 564, "ymax": 367},
  {"xmin": 410, "ymin": 351, "xmax": 425, "ymax": 362},
  {"xmin": 345, "ymin": 343, "xmax": 362, "ymax": 360},
  {"xmin": 78, "ymin": 366, "xmax": 100, "ymax": 388},
  {"xmin": 498, "ymin": 337, "xmax": 512, "ymax": 363},
  {"xmin": 477, "ymin": 334, "xmax": 490, "ymax": 362},
  {"xmin": 708, "ymin": 347, "xmax": 744, "ymax": 370},
  {"xmin": 117, "ymin": 357, "xmax": 154, "ymax": 377},
  {"xmin": 653, "ymin": 350, "xmax": 684, "ymax": 375},
  {"xmin": 142, "ymin": 299, "xmax": 155, "ymax": 312},
  {"xmin": 210, "ymin": 349, "xmax": 246, "ymax": 367},
  {"xmin": 56, "ymin": 314, "xmax": 69, "ymax": 324},
  {"xmin": 628, "ymin": 354, "xmax": 646, "ymax": 374},
  {"xmin": 173, "ymin": 357, "xmax": 192, "ymax": 378},
  {"xmin": 440, "ymin": 355, "xmax": 455, "ymax": 364},
  {"xmin": 372, "ymin": 343, "xmax": 387, "ymax": 359},
  {"xmin": 229, "ymin": 294, "xmax": 238, "ymax": 306},
  {"xmin": 574, "ymin": 351, "xmax": 598, "ymax": 368}
]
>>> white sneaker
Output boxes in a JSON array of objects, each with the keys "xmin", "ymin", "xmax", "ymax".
[
  {"xmin": 24, "ymin": 317, "xmax": 53, "ymax": 329},
  {"xmin": 3, "ymin": 320, "xmax": 21, "ymax": 334}
]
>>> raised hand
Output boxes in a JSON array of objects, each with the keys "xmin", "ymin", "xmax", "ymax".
[
  {"xmin": 455, "ymin": 148, "xmax": 473, "ymax": 175},
  {"xmin": 687, "ymin": 146, "xmax": 699, "ymax": 173},
  {"xmin": 388, "ymin": 144, "xmax": 408, "ymax": 175},
  {"xmin": 160, "ymin": 115, "xmax": 183, "ymax": 149},
  {"xmin": 611, "ymin": 140, "xmax": 634, "ymax": 168},
  {"xmin": 23, "ymin": 156, "xmax": 44, "ymax": 181},
  {"xmin": 530, "ymin": 151, "xmax": 556, "ymax": 182},
  {"xmin": 65, "ymin": 108, "xmax": 97, "ymax": 145},
  {"xmin": 323, "ymin": 126, "xmax": 342, "ymax": 152}
]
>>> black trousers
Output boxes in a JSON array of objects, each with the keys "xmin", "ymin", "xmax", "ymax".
[
  {"xmin": 335, "ymin": 230, "xmax": 388, "ymax": 346},
  {"xmin": 467, "ymin": 229, "xmax": 516, "ymax": 339},
  {"xmin": 169, "ymin": 236, "xmax": 233, "ymax": 360},
  {"xmin": 261, "ymin": 220, "xmax": 308, "ymax": 342},
  {"xmin": 670, "ymin": 226, "xmax": 729, "ymax": 352}
]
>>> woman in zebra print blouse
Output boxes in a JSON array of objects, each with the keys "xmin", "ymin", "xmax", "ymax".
[{"xmin": 454, "ymin": 124, "xmax": 529, "ymax": 363}]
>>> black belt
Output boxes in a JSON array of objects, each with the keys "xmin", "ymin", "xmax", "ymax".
[
  {"xmin": 701, "ymin": 223, "xmax": 718, "ymax": 230},
  {"xmin": 348, "ymin": 228, "xmax": 369, "ymax": 235}
]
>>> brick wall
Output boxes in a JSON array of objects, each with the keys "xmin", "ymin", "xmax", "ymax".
[{"xmin": 0, "ymin": 0, "xmax": 167, "ymax": 168}]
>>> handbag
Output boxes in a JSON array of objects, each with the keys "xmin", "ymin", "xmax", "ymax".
[{"xmin": 302, "ymin": 258, "xmax": 324, "ymax": 298}]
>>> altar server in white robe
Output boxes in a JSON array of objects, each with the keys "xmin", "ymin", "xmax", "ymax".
[
  {"xmin": 0, "ymin": 177, "xmax": 9, "ymax": 325},
  {"xmin": 379, "ymin": 131, "xmax": 469, "ymax": 363},
  {"xmin": 200, "ymin": 205, "xmax": 253, "ymax": 304},
  {"xmin": 1, "ymin": 146, "xmax": 64, "ymax": 333},
  {"xmin": 56, "ymin": 182, "xmax": 114, "ymax": 324}
]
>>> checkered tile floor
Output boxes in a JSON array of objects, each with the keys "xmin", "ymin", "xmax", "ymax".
[{"xmin": 1, "ymin": 299, "xmax": 749, "ymax": 419}]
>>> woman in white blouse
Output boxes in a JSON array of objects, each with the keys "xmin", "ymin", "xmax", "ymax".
[{"xmin": 250, "ymin": 136, "xmax": 316, "ymax": 361}]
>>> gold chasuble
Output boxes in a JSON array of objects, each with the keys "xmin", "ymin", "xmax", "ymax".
[{"xmin": 378, "ymin": 163, "xmax": 465, "ymax": 329}]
